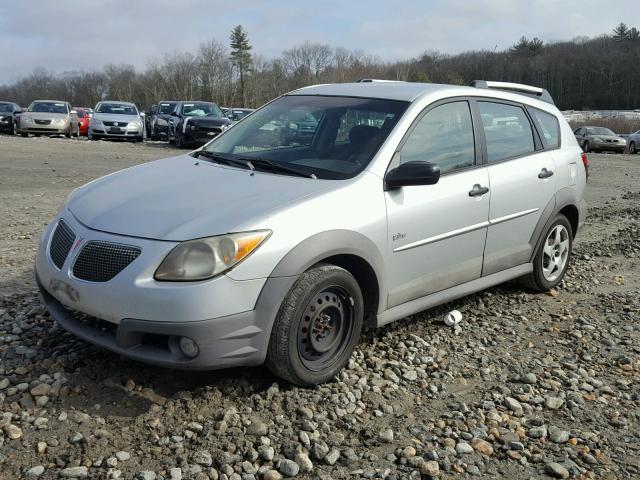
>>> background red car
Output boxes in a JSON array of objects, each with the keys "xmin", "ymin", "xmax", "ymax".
[{"xmin": 73, "ymin": 107, "xmax": 90, "ymax": 136}]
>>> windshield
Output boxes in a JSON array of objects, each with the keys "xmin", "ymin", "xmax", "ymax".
[
  {"xmin": 74, "ymin": 109, "xmax": 85, "ymax": 118},
  {"xmin": 0, "ymin": 103, "xmax": 13, "ymax": 113},
  {"xmin": 205, "ymin": 95, "xmax": 408, "ymax": 179},
  {"xmin": 181, "ymin": 102, "xmax": 223, "ymax": 117},
  {"xmin": 96, "ymin": 103, "xmax": 138, "ymax": 115},
  {"xmin": 230, "ymin": 109, "xmax": 253, "ymax": 121},
  {"xmin": 158, "ymin": 102, "xmax": 177, "ymax": 114},
  {"xmin": 28, "ymin": 102, "xmax": 68, "ymax": 114},
  {"xmin": 588, "ymin": 127, "xmax": 615, "ymax": 136}
]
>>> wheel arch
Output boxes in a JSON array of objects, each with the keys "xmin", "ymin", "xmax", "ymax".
[{"xmin": 270, "ymin": 230, "xmax": 385, "ymax": 327}]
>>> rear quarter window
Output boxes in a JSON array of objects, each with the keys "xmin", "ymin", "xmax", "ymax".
[{"xmin": 530, "ymin": 108, "xmax": 560, "ymax": 149}]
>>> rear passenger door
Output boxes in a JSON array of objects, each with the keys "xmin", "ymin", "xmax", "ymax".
[{"xmin": 478, "ymin": 100, "xmax": 557, "ymax": 275}]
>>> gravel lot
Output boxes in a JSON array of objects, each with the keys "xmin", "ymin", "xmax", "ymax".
[{"xmin": 0, "ymin": 135, "xmax": 639, "ymax": 480}]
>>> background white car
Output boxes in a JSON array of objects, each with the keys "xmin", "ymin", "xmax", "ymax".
[{"xmin": 88, "ymin": 101, "xmax": 144, "ymax": 142}]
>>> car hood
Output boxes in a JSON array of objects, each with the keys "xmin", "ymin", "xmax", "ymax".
[
  {"xmin": 590, "ymin": 134, "xmax": 622, "ymax": 140},
  {"xmin": 93, "ymin": 113, "xmax": 140, "ymax": 123},
  {"xmin": 186, "ymin": 116, "xmax": 230, "ymax": 127},
  {"xmin": 21, "ymin": 112, "xmax": 69, "ymax": 120},
  {"xmin": 67, "ymin": 155, "xmax": 335, "ymax": 241}
]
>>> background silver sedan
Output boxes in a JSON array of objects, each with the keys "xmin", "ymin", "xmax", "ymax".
[{"xmin": 17, "ymin": 100, "xmax": 79, "ymax": 137}]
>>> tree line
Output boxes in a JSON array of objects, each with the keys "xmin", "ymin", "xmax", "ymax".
[{"xmin": 1, "ymin": 23, "xmax": 638, "ymax": 111}]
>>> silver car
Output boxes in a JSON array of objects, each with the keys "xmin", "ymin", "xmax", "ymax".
[
  {"xmin": 88, "ymin": 101, "xmax": 144, "ymax": 141},
  {"xmin": 17, "ymin": 100, "xmax": 80, "ymax": 137},
  {"xmin": 36, "ymin": 80, "xmax": 587, "ymax": 385}
]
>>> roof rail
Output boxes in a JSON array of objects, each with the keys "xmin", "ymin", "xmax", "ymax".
[
  {"xmin": 356, "ymin": 78, "xmax": 404, "ymax": 83},
  {"xmin": 471, "ymin": 80, "xmax": 555, "ymax": 105}
]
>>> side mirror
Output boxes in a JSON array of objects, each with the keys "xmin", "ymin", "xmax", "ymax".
[
  {"xmin": 170, "ymin": 111, "xmax": 179, "ymax": 117},
  {"xmin": 385, "ymin": 161, "xmax": 441, "ymax": 190}
]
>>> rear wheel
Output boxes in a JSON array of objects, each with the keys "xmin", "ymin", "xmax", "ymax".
[
  {"xmin": 520, "ymin": 214, "xmax": 572, "ymax": 292},
  {"xmin": 266, "ymin": 264, "xmax": 363, "ymax": 386},
  {"xmin": 21, "ymin": 132, "xmax": 28, "ymax": 138}
]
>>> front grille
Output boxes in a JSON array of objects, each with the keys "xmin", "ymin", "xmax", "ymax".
[
  {"xmin": 49, "ymin": 220, "xmax": 76, "ymax": 269},
  {"xmin": 35, "ymin": 119, "xmax": 52, "ymax": 125},
  {"xmin": 103, "ymin": 121, "xmax": 128, "ymax": 127},
  {"xmin": 197, "ymin": 126, "xmax": 222, "ymax": 133},
  {"xmin": 72, "ymin": 241, "xmax": 141, "ymax": 282}
]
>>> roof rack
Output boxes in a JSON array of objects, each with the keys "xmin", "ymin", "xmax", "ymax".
[
  {"xmin": 471, "ymin": 80, "xmax": 555, "ymax": 105},
  {"xmin": 356, "ymin": 79, "xmax": 404, "ymax": 83}
]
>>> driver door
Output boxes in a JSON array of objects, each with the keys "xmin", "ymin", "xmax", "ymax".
[{"xmin": 385, "ymin": 100, "xmax": 490, "ymax": 308}]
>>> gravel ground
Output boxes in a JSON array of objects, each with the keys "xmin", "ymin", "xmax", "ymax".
[{"xmin": 0, "ymin": 134, "xmax": 639, "ymax": 480}]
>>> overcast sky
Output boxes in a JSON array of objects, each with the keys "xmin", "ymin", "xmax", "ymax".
[{"xmin": 0, "ymin": 0, "xmax": 633, "ymax": 85}]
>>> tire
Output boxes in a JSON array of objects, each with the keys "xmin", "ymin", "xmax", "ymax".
[
  {"xmin": 175, "ymin": 130, "xmax": 184, "ymax": 148},
  {"xmin": 265, "ymin": 264, "xmax": 364, "ymax": 386},
  {"xmin": 520, "ymin": 214, "xmax": 573, "ymax": 292},
  {"xmin": 582, "ymin": 141, "xmax": 590, "ymax": 153},
  {"xmin": 12, "ymin": 121, "xmax": 17, "ymax": 135},
  {"xmin": 630, "ymin": 141, "xmax": 637, "ymax": 155},
  {"xmin": 21, "ymin": 132, "xmax": 28, "ymax": 138}
]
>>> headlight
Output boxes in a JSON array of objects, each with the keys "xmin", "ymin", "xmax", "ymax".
[
  {"xmin": 91, "ymin": 119, "xmax": 103, "ymax": 127},
  {"xmin": 592, "ymin": 137, "xmax": 603, "ymax": 142},
  {"xmin": 190, "ymin": 124, "xmax": 197, "ymax": 131},
  {"xmin": 129, "ymin": 121, "xmax": 142, "ymax": 129},
  {"xmin": 156, "ymin": 118, "xmax": 168, "ymax": 126},
  {"xmin": 23, "ymin": 117, "xmax": 33, "ymax": 124},
  {"xmin": 53, "ymin": 118, "xmax": 65, "ymax": 125},
  {"xmin": 154, "ymin": 230, "xmax": 271, "ymax": 281},
  {"xmin": 221, "ymin": 123, "xmax": 230, "ymax": 131},
  {"xmin": 0, "ymin": 116, "xmax": 9, "ymax": 122}
]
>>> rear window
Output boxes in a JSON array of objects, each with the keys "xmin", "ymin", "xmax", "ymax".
[
  {"xmin": 531, "ymin": 108, "xmax": 560, "ymax": 149},
  {"xmin": 478, "ymin": 102, "xmax": 535, "ymax": 163}
]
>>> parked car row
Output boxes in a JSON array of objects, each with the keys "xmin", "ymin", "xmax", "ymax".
[{"xmin": 573, "ymin": 126, "xmax": 640, "ymax": 154}]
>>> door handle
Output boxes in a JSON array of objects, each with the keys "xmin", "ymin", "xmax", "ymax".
[
  {"xmin": 538, "ymin": 168, "xmax": 554, "ymax": 179},
  {"xmin": 469, "ymin": 184, "xmax": 489, "ymax": 197}
]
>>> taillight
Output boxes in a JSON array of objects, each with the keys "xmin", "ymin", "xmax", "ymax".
[{"xmin": 581, "ymin": 152, "xmax": 589, "ymax": 180}]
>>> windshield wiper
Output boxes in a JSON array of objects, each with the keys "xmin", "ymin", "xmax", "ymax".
[
  {"xmin": 192, "ymin": 151, "xmax": 252, "ymax": 170},
  {"xmin": 242, "ymin": 157, "xmax": 317, "ymax": 179}
]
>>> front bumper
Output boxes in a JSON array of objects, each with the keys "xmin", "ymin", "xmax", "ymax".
[
  {"xmin": 18, "ymin": 125, "xmax": 67, "ymax": 134},
  {"xmin": 35, "ymin": 213, "xmax": 294, "ymax": 369},
  {"xmin": 592, "ymin": 142, "xmax": 625, "ymax": 152},
  {"xmin": 90, "ymin": 126, "xmax": 142, "ymax": 138},
  {"xmin": 184, "ymin": 127, "xmax": 223, "ymax": 145}
]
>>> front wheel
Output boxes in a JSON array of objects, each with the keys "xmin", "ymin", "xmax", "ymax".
[
  {"xmin": 175, "ymin": 130, "xmax": 184, "ymax": 148},
  {"xmin": 582, "ymin": 141, "xmax": 590, "ymax": 153},
  {"xmin": 521, "ymin": 214, "xmax": 572, "ymax": 292},
  {"xmin": 266, "ymin": 264, "xmax": 363, "ymax": 386},
  {"xmin": 630, "ymin": 141, "xmax": 637, "ymax": 155}
]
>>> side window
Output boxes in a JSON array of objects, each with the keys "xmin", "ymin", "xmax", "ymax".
[
  {"xmin": 531, "ymin": 108, "xmax": 560, "ymax": 149},
  {"xmin": 399, "ymin": 101, "xmax": 475, "ymax": 174},
  {"xmin": 478, "ymin": 102, "xmax": 535, "ymax": 163},
  {"xmin": 574, "ymin": 128, "xmax": 583, "ymax": 135}
]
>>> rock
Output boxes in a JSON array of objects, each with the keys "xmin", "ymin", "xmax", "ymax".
[
  {"xmin": 115, "ymin": 451, "xmax": 131, "ymax": 461},
  {"xmin": 169, "ymin": 468, "xmax": 182, "ymax": 480},
  {"xmin": 504, "ymin": 397, "xmax": 523, "ymax": 414},
  {"xmin": 193, "ymin": 450, "xmax": 213, "ymax": 467},
  {"xmin": 278, "ymin": 459, "xmax": 299, "ymax": 477},
  {"xmin": 402, "ymin": 370, "xmax": 418, "ymax": 381},
  {"xmin": 420, "ymin": 460, "xmax": 440, "ymax": 477},
  {"xmin": 60, "ymin": 466, "xmax": 89, "ymax": 478},
  {"xmin": 379, "ymin": 428, "xmax": 394, "ymax": 443},
  {"xmin": 545, "ymin": 396, "xmax": 564, "ymax": 410},
  {"xmin": 324, "ymin": 449, "xmax": 340, "ymax": 466},
  {"xmin": 520, "ymin": 373, "xmax": 537, "ymax": 384},
  {"xmin": 545, "ymin": 462, "xmax": 570, "ymax": 479},
  {"xmin": 30, "ymin": 383, "xmax": 51, "ymax": 396},
  {"xmin": 295, "ymin": 451, "xmax": 313, "ymax": 473},
  {"xmin": 263, "ymin": 471, "xmax": 282, "ymax": 480},
  {"xmin": 0, "ymin": 378, "xmax": 10, "ymax": 390},
  {"xmin": 471, "ymin": 438, "xmax": 493, "ymax": 456},
  {"xmin": 5, "ymin": 424, "xmax": 22, "ymax": 440},
  {"xmin": 26, "ymin": 465, "xmax": 45, "ymax": 477},
  {"xmin": 403, "ymin": 446, "xmax": 417, "ymax": 459},
  {"xmin": 456, "ymin": 442, "xmax": 474, "ymax": 455},
  {"xmin": 548, "ymin": 427, "xmax": 570, "ymax": 443},
  {"xmin": 246, "ymin": 420, "xmax": 268, "ymax": 436},
  {"xmin": 528, "ymin": 425, "xmax": 548, "ymax": 439},
  {"xmin": 137, "ymin": 471, "xmax": 156, "ymax": 480}
]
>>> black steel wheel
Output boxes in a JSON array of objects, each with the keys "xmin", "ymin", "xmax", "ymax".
[{"xmin": 266, "ymin": 264, "xmax": 363, "ymax": 386}]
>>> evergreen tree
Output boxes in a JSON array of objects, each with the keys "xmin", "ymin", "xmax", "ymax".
[
  {"xmin": 229, "ymin": 25, "xmax": 252, "ymax": 107},
  {"xmin": 612, "ymin": 22, "xmax": 630, "ymax": 41}
]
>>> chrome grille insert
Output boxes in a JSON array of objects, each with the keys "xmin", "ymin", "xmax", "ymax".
[
  {"xmin": 72, "ymin": 241, "xmax": 141, "ymax": 282},
  {"xmin": 49, "ymin": 220, "xmax": 76, "ymax": 269}
]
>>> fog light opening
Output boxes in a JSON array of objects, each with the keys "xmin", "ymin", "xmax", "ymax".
[{"xmin": 178, "ymin": 336, "xmax": 200, "ymax": 359}]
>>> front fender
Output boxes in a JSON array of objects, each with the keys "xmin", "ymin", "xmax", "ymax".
[{"xmin": 270, "ymin": 229, "xmax": 387, "ymax": 312}]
